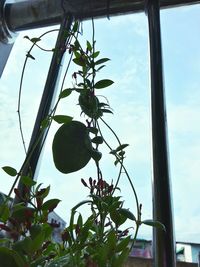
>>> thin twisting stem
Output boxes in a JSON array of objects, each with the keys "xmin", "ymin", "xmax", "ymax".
[
  {"xmin": 96, "ymin": 118, "xmax": 141, "ymax": 247},
  {"xmin": 17, "ymin": 29, "xmax": 59, "ymax": 155}
]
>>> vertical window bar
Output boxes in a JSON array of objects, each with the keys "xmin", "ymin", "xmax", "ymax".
[
  {"xmin": 145, "ymin": 0, "xmax": 176, "ymax": 266},
  {"xmin": 14, "ymin": 14, "xmax": 73, "ymax": 203}
]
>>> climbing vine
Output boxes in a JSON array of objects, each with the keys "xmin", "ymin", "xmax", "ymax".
[{"xmin": 0, "ymin": 17, "xmax": 164, "ymax": 267}]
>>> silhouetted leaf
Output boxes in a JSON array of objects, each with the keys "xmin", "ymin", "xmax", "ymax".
[
  {"xmin": 26, "ymin": 53, "xmax": 35, "ymax": 60},
  {"xmin": 2, "ymin": 166, "xmax": 17, "ymax": 177},
  {"xmin": 142, "ymin": 220, "xmax": 166, "ymax": 231},
  {"xmin": 53, "ymin": 115, "xmax": 73, "ymax": 124},
  {"xmin": 30, "ymin": 37, "xmax": 41, "ymax": 43},
  {"xmin": 59, "ymin": 89, "xmax": 72, "ymax": 99},
  {"xmin": 91, "ymin": 136, "xmax": 103, "ymax": 144},
  {"xmin": 95, "ymin": 58, "xmax": 110, "ymax": 65},
  {"xmin": 94, "ymin": 79, "xmax": 114, "ymax": 89},
  {"xmin": 118, "ymin": 208, "xmax": 136, "ymax": 221},
  {"xmin": 21, "ymin": 176, "xmax": 36, "ymax": 187},
  {"xmin": 42, "ymin": 199, "xmax": 61, "ymax": 212}
]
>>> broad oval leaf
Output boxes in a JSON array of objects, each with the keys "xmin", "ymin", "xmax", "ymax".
[
  {"xmin": 2, "ymin": 166, "xmax": 17, "ymax": 177},
  {"xmin": 91, "ymin": 136, "xmax": 103, "ymax": 144},
  {"xmin": 52, "ymin": 121, "xmax": 92, "ymax": 173},
  {"xmin": 94, "ymin": 79, "xmax": 114, "ymax": 89},
  {"xmin": 73, "ymin": 57, "xmax": 86, "ymax": 67},
  {"xmin": 52, "ymin": 115, "xmax": 73, "ymax": 124},
  {"xmin": 90, "ymin": 150, "xmax": 102, "ymax": 162}
]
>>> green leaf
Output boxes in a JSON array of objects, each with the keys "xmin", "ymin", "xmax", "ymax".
[
  {"xmin": 40, "ymin": 117, "xmax": 50, "ymax": 130},
  {"xmin": 73, "ymin": 57, "xmax": 85, "ymax": 67},
  {"xmin": 26, "ymin": 53, "xmax": 35, "ymax": 60},
  {"xmin": 92, "ymin": 51, "xmax": 100, "ymax": 58},
  {"xmin": 86, "ymin": 40, "xmax": 92, "ymax": 52},
  {"xmin": 31, "ymin": 231, "xmax": 45, "ymax": 252},
  {"xmin": 114, "ymin": 159, "xmax": 120, "ymax": 166},
  {"xmin": 96, "ymin": 65, "xmax": 106, "ymax": 72},
  {"xmin": 30, "ymin": 37, "xmax": 41, "ymax": 43},
  {"xmin": 72, "ymin": 21, "xmax": 79, "ymax": 32},
  {"xmin": 94, "ymin": 79, "xmax": 114, "ymax": 89},
  {"xmin": 101, "ymin": 108, "xmax": 113, "ymax": 114},
  {"xmin": 87, "ymin": 127, "xmax": 98, "ymax": 135},
  {"xmin": 72, "ymin": 200, "xmax": 92, "ymax": 211},
  {"xmin": 52, "ymin": 121, "xmax": 92, "ymax": 173},
  {"xmin": 30, "ymin": 225, "xmax": 42, "ymax": 240},
  {"xmin": 38, "ymin": 185, "xmax": 50, "ymax": 199},
  {"xmin": 118, "ymin": 208, "xmax": 136, "ymax": 221},
  {"xmin": 79, "ymin": 219, "xmax": 92, "ymax": 244},
  {"xmin": 91, "ymin": 136, "xmax": 103, "ymax": 144},
  {"xmin": 142, "ymin": 219, "xmax": 166, "ymax": 231},
  {"xmin": 42, "ymin": 223, "xmax": 53, "ymax": 239},
  {"xmin": 0, "ymin": 238, "xmax": 10, "ymax": 244},
  {"xmin": 98, "ymin": 102, "xmax": 110, "ymax": 108},
  {"xmin": 95, "ymin": 58, "xmax": 110, "ymax": 65},
  {"xmin": 115, "ymin": 144, "xmax": 129, "ymax": 152},
  {"xmin": 52, "ymin": 115, "xmax": 73, "ymax": 124},
  {"xmin": 77, "ymin": 213, "xmax": 83, "ymax": 227},
  {"xmin": 20, "ymin": 176, "xmax": 36, "ymax": 187},
  {"xmin": 13, "ymin": 237, "xmax": 33, "ymax": 255},
  {"xmin": 59, "ymin": 89, "xmax": 72, "ymax": 99},
  {"xmin": 0, "ymin": 205, "xmax": 10, "ymax": 222},
  {"xmin": 116, "ymin": 236, "xmax": 131, "ymax": 252},
  {"xmin": 74, "ymin": 50, "xmax": 81, "ymax": 58},
  {"xmin": 115, "ymin": 247, "xmax": 130, "ymax": 267},
  {"xmin": 12, "ymin": 207, "xmax": 34, "ymax": 223},
  {"xmin": 90, "ymin": 150, "xmax": 102, "ymax": 162},
  {"xmin": 2, "ymin": 166, "xmax": 17, "ymax": 177},
  {"xmin": 0, "ymin": 247, "xmax": 26, "ymax": 267},
  {"xmin": 46, "ymin": 255, "xmax": 70, "ymax": 267},
  {"xmin": 42, "ymin": 199, "xmax": 61, "ymax": 212},
  {"xmin": 110, "ymin": 209, "xmax": 127, "ymax": 226},
  {"xmin": 119, "ymin": 151, "xmax": 125, "ymax": 157},
  {"xmin": 107, "ymin": 230, "xmax": 117, "ymax": 252}
]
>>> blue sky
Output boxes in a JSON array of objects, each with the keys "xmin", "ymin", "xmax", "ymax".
[{"xmin": 0, "ymin": 4, "xmax": 200, "ymax": 243}]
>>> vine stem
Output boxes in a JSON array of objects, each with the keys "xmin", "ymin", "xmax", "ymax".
[
  {"xmin": 17, "ymin": 29, "xmax": 59, "ymax": 154},
  {"xmin": 96, "ymin": 120, "xmax": 123, "ymax": 190},
  {"xmin": 97, "ymin": 118, "xmax": 141, "ymax": 246},
  {"xmin": 6, "ymin": 22, "xmax": 78, "ymax": 208}
]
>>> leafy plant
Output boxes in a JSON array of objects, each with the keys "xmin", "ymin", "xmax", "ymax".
[{"xmin": 0, "ymin": 18, "xmax": 165, "ymax": 267}]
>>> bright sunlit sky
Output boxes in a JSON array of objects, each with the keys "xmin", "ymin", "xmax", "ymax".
[{"xmin": 0, "ymin": 4, "xmax": 200, "ymax": 243}]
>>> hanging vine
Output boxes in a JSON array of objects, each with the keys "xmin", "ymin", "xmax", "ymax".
[{"xmin": 0, "ymin": 15, "xmax": 165, "ymax": 267}]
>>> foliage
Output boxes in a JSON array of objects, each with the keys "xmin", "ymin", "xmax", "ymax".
[{"xmin": 0, "ymin": 18, "xmax": 165, "ymax": 267}]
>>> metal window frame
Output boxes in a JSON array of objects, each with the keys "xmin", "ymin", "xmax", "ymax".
[{"xmin": 1, "ymin": 0, "xmax": 200, "ymax": 266}]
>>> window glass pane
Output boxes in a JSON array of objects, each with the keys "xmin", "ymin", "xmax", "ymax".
[
  {"xmin": 0, "ymin": 14, "xmax": 150, "ymax": 240},
  {"xmin": 161, "ymin": 4, "xmax": 200, "ymax": 243},
  {"xmin": 0, "ymin": 26, "xmax": 58, "ymax": 193}
]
